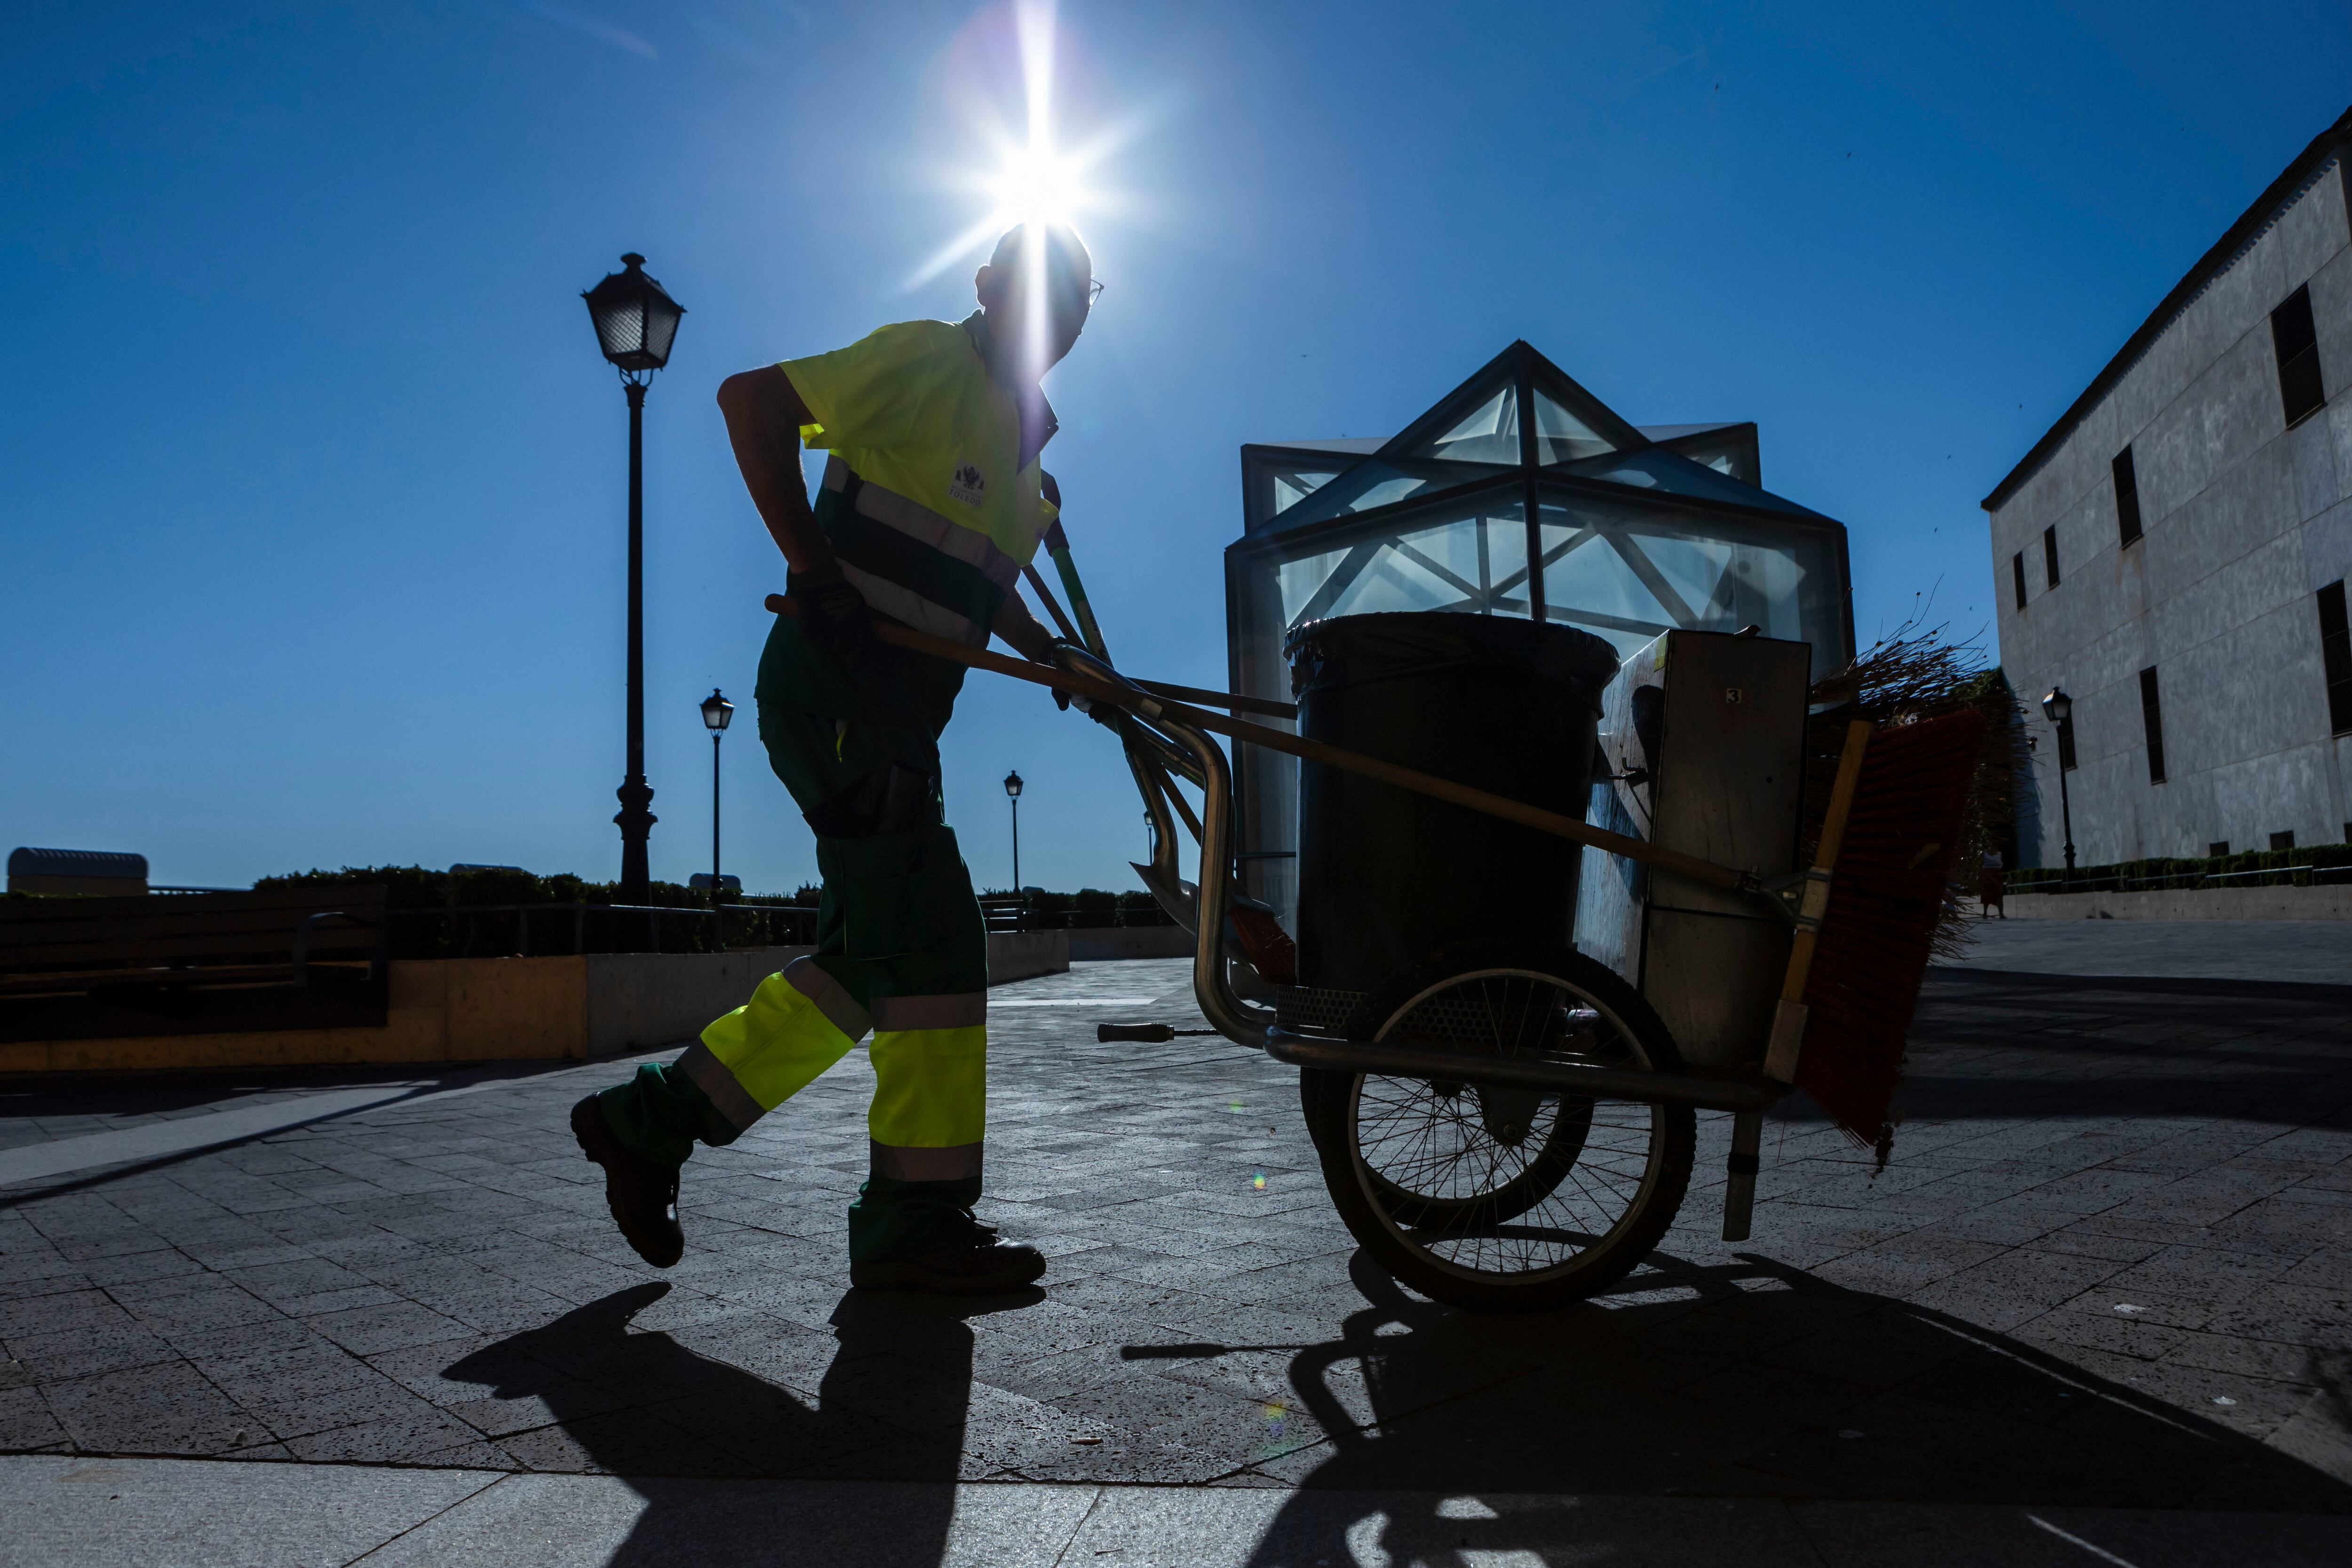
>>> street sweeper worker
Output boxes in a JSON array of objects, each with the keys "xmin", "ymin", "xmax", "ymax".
[{"xmin": 570, "ymin": 221, "xmax": 1098, "ymax": 1294}]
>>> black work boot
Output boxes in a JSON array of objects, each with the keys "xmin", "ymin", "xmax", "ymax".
[
  {"xmin": 850, "ymin": 1207, "xmax": 1046, "ymax": 1294},
  {"xmin": 571, "ymin": 1095, "xmax": 684, "ymax": 1268}
]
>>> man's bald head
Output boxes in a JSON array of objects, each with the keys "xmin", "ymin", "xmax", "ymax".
[
  {"xmin": 988, "ymin": 223, "xmax": 1093, "ymax": 300},
  {"xmin": 975, "ymin": 221, "xmax": 1097, "ymax": 383}
]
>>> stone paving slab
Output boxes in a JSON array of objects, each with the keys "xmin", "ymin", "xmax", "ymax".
[
  {"xmin": 0, "ymin": 955, "xmax": 2347, "ymax": 1536},
  {"xmin": 6, "ymin": 1455, "xmax": 2351, "ymax": 1567}
]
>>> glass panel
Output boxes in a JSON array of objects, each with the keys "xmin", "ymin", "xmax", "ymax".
[
  {"xmin": 1421, "ymin": 386, "xmax": 1521, "ymax": 463},
  {"xmin": 1263, "ymin": 458, "xmax": 1513, "ymax": 532},
  {"xmin": 1552, "ymin": 448, "xmax": 1817, "ymax": 517},
  {"xmin": 1271, "ymin": 470, "xmax": 1339, "ymax": 515},
  {"xmin": 1275, "ymin": 497, "xmax": 1532, "ymax": 630},
  {"xmin": 1634, "ymin": 424, "xmax": 1760, "ymax": 486},
  {"xmin": 1403, "ymin": 383, "xmax": 1618, "ymax": 466},
  {"xmin": 1537, "ymin": 495, "xmax": 1848, "ymax": 675},
  {"xmin": 1532, "ymin": 389, "xmax": 1613, "ymax": 462}
]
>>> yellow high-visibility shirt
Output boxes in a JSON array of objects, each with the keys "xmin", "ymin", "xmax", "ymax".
[{"xmin": 782, "ymin": 316, "xmax": 1060, "ymax": 645}]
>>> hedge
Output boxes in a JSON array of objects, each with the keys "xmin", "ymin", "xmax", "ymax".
[
  {"xmin": 251, "ymin": 865, "xmax": 818, "ymax": 958},
  {"xmin": 246, "ymin": 868, "xmax": 1173, "ymax": 955}
]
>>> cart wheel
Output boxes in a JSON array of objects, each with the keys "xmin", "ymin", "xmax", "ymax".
[{"xmin": 1300, "ymin": 944, "xmax": 1694, "ymax": 1313}]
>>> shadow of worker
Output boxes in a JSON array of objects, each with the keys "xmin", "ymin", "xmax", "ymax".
[{"xmin": 445, "ymin": 1281, "xmax": 1038, "ymax": 1566}]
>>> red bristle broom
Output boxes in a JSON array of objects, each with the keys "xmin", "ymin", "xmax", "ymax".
[{"xmin": 1764, "ymin": 710, "xmax": 1987, "ymax": 1158}]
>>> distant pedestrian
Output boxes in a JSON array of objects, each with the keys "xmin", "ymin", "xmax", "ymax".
[{"xmin": 1979, "ymin": 849, "xmax": 2005, "ymax": 918}]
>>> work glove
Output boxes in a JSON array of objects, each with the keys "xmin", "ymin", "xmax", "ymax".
[
  {"xmin": 1046, "ymin": 641, "xmax": 1125, "ymax": 730},
  {"xmin": 798, "ymin": 574, "xmax": 873, "ymax": 674}
]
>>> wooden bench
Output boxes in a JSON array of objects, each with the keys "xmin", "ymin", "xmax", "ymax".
[{"xmin": 0, "ymin": 886, "xmax": 389, "ymax": 1043}]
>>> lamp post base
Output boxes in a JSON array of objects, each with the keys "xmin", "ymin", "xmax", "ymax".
[{"xmin": 616, "ymin": 776, "xmax": 657, "ymax": 904}]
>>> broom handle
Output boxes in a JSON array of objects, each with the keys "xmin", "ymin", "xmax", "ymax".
[
  {"xmin": 1021, "ymin": 563, "xmax": 1085, "ymax": 645},
  {"xmin": 1042, "ymin": 520, "xmax": 1109, "ymax": 660},
  {"xmin": 1023, "ymin": 562, "xmax": 1293, "ymax": 717},
  {"xmin": 1762, "ymin": 719, "xmax": 1873, "ymax": 1082},
  {"xmin": 1130, "ymin": 678, "xmax": 1296, "ymax": 721},
  {"xmin": 765, "ymin": 593, "xmax": 1751, "ymax": 893}
]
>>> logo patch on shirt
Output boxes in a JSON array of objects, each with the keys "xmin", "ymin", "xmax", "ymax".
[{"xmin": 948, "ymin": 462, "xmax": 986, "ymax": 507}]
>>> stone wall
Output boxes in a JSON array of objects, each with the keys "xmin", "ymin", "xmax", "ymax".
[
  {"xmin": 1987, "ymin": 156, "xmax": 2352, "ymax": 865},
  {"xmin": 1068, "ymin": 925, "xmax": 1194, "ymax": 961}
]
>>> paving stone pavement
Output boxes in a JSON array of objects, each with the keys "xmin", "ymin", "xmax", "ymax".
[{"xmin": 1, "ymin": 953, "xmax": 2349, "ymax": 1564}]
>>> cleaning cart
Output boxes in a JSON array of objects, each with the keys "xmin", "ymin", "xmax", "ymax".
[
  {"xmin": 766, "ymin": 592, "xmax": 1983, "ymax": 1314},
  {"xmin": 1073, "ymin": 610, "xmax": 1984, "ymax": 1314}
]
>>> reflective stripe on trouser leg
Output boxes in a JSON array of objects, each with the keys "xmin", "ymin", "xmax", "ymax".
[
  {"xmin": 866, "ymin": 992, "xmax": 986, "ymax": 1181},
  {"xmin": 679, "ymin": 956, "xmax": 874, "ymax": 1135}
]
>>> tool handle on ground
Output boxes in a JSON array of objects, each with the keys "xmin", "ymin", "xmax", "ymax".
[
  {"xmin": 1763, "ymin": 719, "xmax": 1873, "ymax": 1083},
  {"xmin": 1097, "ymin": 1023, "xmax": 1176, "ymax": 1043},
  {"xmin": 763, "ymin": 593, "xmax": 1749, "ymax": 892}
]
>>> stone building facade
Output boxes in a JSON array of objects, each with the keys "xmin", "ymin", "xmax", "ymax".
[{"xmin": 1985, "ymin": 107, "xmax": 2352, "ymax": 866}]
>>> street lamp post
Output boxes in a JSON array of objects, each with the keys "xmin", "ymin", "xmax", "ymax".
[
  {"xmin": 1003, "ymin": 770, "xmax": 1024, "ymax": 896},
  {"xmin": 2041, "ymin": 687, "xmax": 2077, "ymax": 876},
  {"xmin": 583, "ymin": 254, "xmax": 686, "ymax": 904},
  {"xmin": 700, "ymin": 688, "xmax": 734, "ymax": 901}
]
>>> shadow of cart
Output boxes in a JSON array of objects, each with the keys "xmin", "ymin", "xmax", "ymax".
[{"xmin": 1211, "ymin": 1250, "xmax": 2352, "ymax": 1567}]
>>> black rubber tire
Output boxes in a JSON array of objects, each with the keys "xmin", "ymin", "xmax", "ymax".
[{"xmin": 1300, "ymin": 942, "xmax": 1694, "ymax": 1313}]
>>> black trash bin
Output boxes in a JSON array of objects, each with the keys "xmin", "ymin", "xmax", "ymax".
[{"xmin": 1286, "ymin": 611, "xmax": 1620, "ymax": 999}]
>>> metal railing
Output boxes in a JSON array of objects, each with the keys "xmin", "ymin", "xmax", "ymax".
[
  {"xmin": 2008, "ymin": 861, "xmax": 2352, "ymax": 895},
  {"xmin": 976, "ymin": 895, "xmax": 1176, "ymax": 936},
  {"xmin": 385, "ymin": 900, "xmax": 819, "ymax": 959}
]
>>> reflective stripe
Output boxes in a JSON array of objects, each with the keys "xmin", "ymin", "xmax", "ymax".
[
  {"xmin": 837, "ymin": 561, "xmax": 987, "ymax": 647},
  {"xmin": 675, "ymin": 1041, "xmax": 766, "ymax": 1134},
  {"xmin": 826, "ymin": 456, "xmax": 1019, "ymax": 591},
  {"xmin": 871, "ymin": 992, "xmax": 987, "ymax": 1032},
  {"xmin": 870, "ymin": 1139, "xmax": 984, "ymax": 1181},
  {"xmin": 782, "ymin": 955, "xmax": 873, "ymax": 1041},
  {"xmin": 868, "ymin": 1023, "xmax": 987, "ymax": 1149},
  {"xmin": 699, "ymin": 965, "xmax": 866, "ymax": 1113}
]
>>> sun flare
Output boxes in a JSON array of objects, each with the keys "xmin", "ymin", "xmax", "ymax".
[
  {"xmin": 904, "ymin": 0, "xmax": 1132, "ymax": 293},
  {"xmin": 992, "ymin": 142, "xmax": 1084, "ymax": 231}
]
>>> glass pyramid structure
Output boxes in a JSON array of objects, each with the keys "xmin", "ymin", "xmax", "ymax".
[{"xmin": 1226, "ymin": 340, "xmax": 1854, "ymax": 924}]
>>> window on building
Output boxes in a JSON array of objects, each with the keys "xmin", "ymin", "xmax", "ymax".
[
  {"xmin": 2012, "ymin": 551, "xmax": 2027, "ymax": 611},
  {"xmin": 2208, "ymin": 841, "xmax": 2230, "ymax": 858},
  {"xmin": 2043, "ymin": 526, "xmax": 2061, "ymax": 589},
  {"xmin": 2139, "ymin": 667, "xmax": 2167, "ymax": 783},
  {"xmin": 2113, "ymin": 446, "xmax": 2142, "ymax": 547},
  {"xmin": 2271, "ymin": 830, "xmax": 2296, "ymax": 852},
  {"xmin": 2271, "ymin": 284, "xmax": 2326, "ymax": 428},
  {"xmin": 2321, "ymin": 580, "xmax": 2352, "ymax": 735}
]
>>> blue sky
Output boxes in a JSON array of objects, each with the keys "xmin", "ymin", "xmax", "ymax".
[{"xmin": 5, "ymin": 1, "xmax": 2349, "ymax": 896}]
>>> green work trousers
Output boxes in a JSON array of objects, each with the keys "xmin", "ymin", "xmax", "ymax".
[{"xmin": 597, "ymin": 608, "xmax": 991, "ymax": 1263}]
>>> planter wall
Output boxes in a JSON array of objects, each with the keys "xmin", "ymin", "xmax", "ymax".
[
  {"xmin": 1, "ymin": 932, "xmax": 1073, "ymax": 1075},
  {"xmin": 1997, "ymin": 885, "xmax": 2352, "ymax": 922}
]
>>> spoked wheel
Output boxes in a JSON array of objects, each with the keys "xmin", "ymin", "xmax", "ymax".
[{"xmin": 1301, "ymin": 944, "xmax": 1694, "ymax": 1313}]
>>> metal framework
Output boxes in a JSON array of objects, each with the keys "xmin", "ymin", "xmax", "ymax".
[{"xmin": 1224, "ymin": 341, "xmax": 1857, "ymax": 926}]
